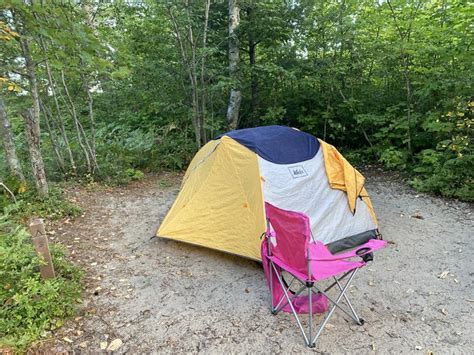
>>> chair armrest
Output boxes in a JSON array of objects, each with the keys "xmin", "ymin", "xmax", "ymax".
[{"xmin": 309, "ymin": 239, "xmax": 387, "ymax": 261}]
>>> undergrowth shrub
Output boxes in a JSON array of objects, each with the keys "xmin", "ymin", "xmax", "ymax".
[
  {"xmin": 0, "ymin": 216, "xmax": 84, "ymax": 351},
  {"xmin": 3, "ymin": 188, "xmax": 82, "ymax": 224}
]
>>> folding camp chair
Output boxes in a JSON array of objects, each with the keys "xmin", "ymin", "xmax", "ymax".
[{"xmin": 261, "ymin": 202, "xmax": 386, "ymax": 348}]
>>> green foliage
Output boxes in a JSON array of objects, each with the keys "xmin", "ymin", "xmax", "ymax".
[
  {"xmin": 0, "ymin": 216, "xmax": 84, "ymax": 351},
  {"xmin": 3, "ymin": 188, "xmax": 82, "ymax": 224},
  {"xmin": 125, "ymin": 168, "xmax": 144, "ymax": 181},
  {"xmin": 92, "ymin": 122, "xmax": 195, "ymax": 184},
  {"xmin": 411, "ymin": 155, "xmax": 474, "ymax": 201},
  {"xmin": 379, "ymin": 148, "xmax": 408, "ymax": 170},
  {"xmin": 410, "ymin": 97, "xmax": 473, "ymax": 201}
]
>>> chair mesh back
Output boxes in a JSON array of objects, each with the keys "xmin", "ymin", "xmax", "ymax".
[{"xmin": 265, "ymin": 202, "xmax": 310, "ymax": 275}]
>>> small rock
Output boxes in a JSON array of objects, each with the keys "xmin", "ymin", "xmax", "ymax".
[
  {"xmin": 100, "ymin": 341, "xmax": 108, "ymax": 350},
  {"xmin": 245, "ymin": 288, "xmax": 250, "ymax": 293},
  {"xmin": 107, "ymin": 338, "xmax": 123, "ymax": 351},
  {"xmin": 437, "ymin": 270, "xmax": 449, "ymax": 279},
  {"xmin": 415, "ymin": 345, "xmax": 423, "ymax": 350},
  {"xmin": 63, "ymin": 337, "xmax": 73, "ymax": 343},
  {"xmin": 79, "ymin": 341, "xmax": 88, "ymax": 348}
]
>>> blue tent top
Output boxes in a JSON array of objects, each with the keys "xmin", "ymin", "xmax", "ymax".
[{"xmin": 217, "ymin": 125, "xmax": 320, "ymax": 164}]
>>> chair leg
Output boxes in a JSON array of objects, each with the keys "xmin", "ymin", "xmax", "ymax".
[
  {"xmin": 311, "ymin": 268, "xmax": 359, "ymax": 345},
  {"xmin": 310, "ymin": 271, "xmax": 362, "ymax": 324},
  {"xmin": 271, "ymin": 262, "xmax": 311, "ymax": 346},
  {"xmin": 269, "ymin": 258, "xmax": 273, "ymax": 311},
  {"xmin": 308, "ymin": 283, "xmax": 314, "ymax": 348},
  {"xmin": 273, "ymin": 284, "xmax": 306, "ymax": 315},
  {"xmin": 334, "ymin": 277, "xmax": 363, "ymax": 325}
]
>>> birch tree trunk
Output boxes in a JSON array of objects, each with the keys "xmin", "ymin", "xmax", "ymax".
[
  {"xmin": 19, "ymin": 35, "xmax": 49, "ymax": 196},
  {"xmin": 60, "ymin": 69, "xmax": 98, "ymax": 173},
  {"xmin": 0, "ymin": 96, "xmax": 25, "ymax": 182},
  {"xmin": 81, "ymin": 71, "xmax": 96, "ymax": 158},
  {"xmin": 22, "ymin": 108, "xmax": 48, "ymax": 197},
  {"xmin": 226, "ymin": 0, "xmax": 242, "ymax": 130}
]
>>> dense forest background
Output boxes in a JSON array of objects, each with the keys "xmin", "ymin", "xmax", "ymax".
[{"xmin": 1, "ymin": 0, "xmax": 473, "ymax": 203}]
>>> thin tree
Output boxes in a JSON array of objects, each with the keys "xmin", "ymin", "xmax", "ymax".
[
  {"xmin": 226, "ymin": 0, "xmax": 242, "ymax": 130},
  {"xmin": 21, "ymin": 108, "xmax": 48, "ymax": 197},
  {"xmin": 16, "ymin": 12, "xmax": 49, "ymax": 196},
  {"xmin": 387, "ymin": 0, "xmax": 422, "ymax": 156},
  {"xmin": 0, "ymin": 96, "xmax": 25, "ymax": 182},
  {"xmin": 167, "ymin": 0, "xmax": 210, "ymax": 147}
]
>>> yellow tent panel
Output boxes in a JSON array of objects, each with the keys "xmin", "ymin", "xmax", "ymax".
[{"xmin": 157, "ymin": 136, "xmax": 266, "ymax": 260}]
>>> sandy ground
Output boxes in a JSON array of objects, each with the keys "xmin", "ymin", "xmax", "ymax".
[{"xmin": 36, "ymin": 171, "xmax": 473, "ymax": 354}]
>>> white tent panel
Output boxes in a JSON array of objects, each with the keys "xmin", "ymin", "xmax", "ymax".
[{"xmin": 259, "ymin": 149, "xmax": 377, "ymax": 245}]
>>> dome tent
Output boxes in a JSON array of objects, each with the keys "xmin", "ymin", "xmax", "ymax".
[{"xmin": 157, "ymin": 125, "xmax": 378, "ymax": 260}]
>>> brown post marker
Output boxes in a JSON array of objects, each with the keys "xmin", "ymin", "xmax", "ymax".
[{"xmin": 28, "ymin": 217, "xmax": 56, "ymax": 279}]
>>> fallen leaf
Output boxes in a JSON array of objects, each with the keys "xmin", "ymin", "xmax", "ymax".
[
  {"xmin": 465, "ymin": 299, "xmax": 474, "ymax": 303},
  {"xmin": 107, "ymin": 338, "xmax": 123, "ymax": 351}
]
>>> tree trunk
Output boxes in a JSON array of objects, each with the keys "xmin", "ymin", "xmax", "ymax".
[
  {"xmin": 167, "ymin": 5, "xmax": 201, "ymax": 147},
  {"xmin": 60, "ymin": 69, "xmax": 98, "ymax": 173},
  {"xmin": 39, "ymin": 99, "xmax": 66, "ymax": 173},
  {"xmin": 185, "ymin": 3, "xmax": 202, "ymax": 146},
  {"xmin": 247, "ymin": 6, "xmax": 258, "ymax": 125},
  {"xmin": 387, "ymin": 0, "xmax": 420, "ymax": 157},
  {"xmin": 226, "ymin": 0, "xmax": 242, "ymax": 130},
  {"xmin": 0, "ymin": 96, "xmax": 25, "ymax": 182},
  {"xmin": 40, "ymin": 37, "xmax": 77, "ymax": 174},
  {"xmin": 19, "ymin": 34, "xmax": 48, "ymax": 196},
  {"xmin": 22, "ymin": 108, "xmax": 48, "ymax": 197},
  {"xmin": 199, "ymin": 0, "xmax": 211, "ymax": 145},
  {"xmin": 83, "ymin": 76, "xmax": 96, "ymax": 157}
]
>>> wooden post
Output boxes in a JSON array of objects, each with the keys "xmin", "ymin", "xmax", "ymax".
[{"xmin": 28, "ymin": 217, "xmax": 56, "ymax": 279}]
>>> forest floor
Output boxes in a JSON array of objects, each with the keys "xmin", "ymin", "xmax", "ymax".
[{"xmin": 33, "ymin": 170, "xmax": 473, "ymax": 354}]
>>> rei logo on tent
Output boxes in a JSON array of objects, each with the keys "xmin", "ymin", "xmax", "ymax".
[{"xmin": 288, "ymin": 165, "xmax": 308, "ymax": 178}]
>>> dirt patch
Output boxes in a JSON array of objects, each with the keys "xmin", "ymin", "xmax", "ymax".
[{"xmin": 33, "ymin": 171, "xmax": 473, "ymax": 353}]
